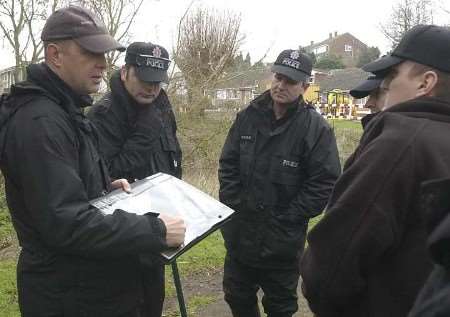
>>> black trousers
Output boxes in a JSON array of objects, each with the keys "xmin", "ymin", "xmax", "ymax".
[
  {"xmin": 223, "ymin": 255, "xmax": 299, "ymax": 317},
  {"xmin": 139, "ymin": 264, "xmax": 165, "ymax": 317}
]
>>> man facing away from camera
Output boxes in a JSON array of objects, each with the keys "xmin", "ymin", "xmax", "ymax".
[
  {"xmin": 0, "ymin": 6, "xmax": 185, "ymax": 317},
  {"xmin": 88, "ymin": 42, "xmax": 182, "ymax": 317},
  {"xmin": 218, "ymin": 49, "xmax": 341, "ymax": 317},
  {"xmin": 301, "ymin": 24, "xmax": 450, "ymax": 317}
]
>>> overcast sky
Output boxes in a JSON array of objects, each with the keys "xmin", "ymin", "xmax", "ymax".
[{"xmin": 0, "ymin": 0, "xmax": 449, "ymax": 69}]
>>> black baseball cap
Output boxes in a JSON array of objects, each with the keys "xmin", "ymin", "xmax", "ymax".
[
  {"xmin": 350, "ymin": 75, "xmax": 383, "ymax": 99},
  {"xmin": 41, "ymin": 6, "xmax": 125, "ymax": 54},
  {"xmin": 363, "ymin": 25, "xmax": 450, "ymax": 74},
  {"xmin": 125, "ymin": 42, "xmax": 170, "ymax": 83},
  {"xmin": 271, "ymin": 49, "xmax": 312, "ymax": 82}
]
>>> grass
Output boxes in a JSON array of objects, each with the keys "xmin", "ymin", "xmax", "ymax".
[
  {"xmin": 0, "ymin": 177, "xmax": 14, "ymax": 250},
  {"xmin": 328, "ymin": 119, "xmax": 363, "ymax": 131},
  {"xmin": 0, "ymin": 260, "xmax": 19, "ymax": 317},
  {"xmin": 165, "ymin": 231, "xmax": 225, "ymax": 298},
  {"xmin": 329, "ymin": 120, "xmax": 363, "ymax": 166},
  {"xmin": 164, "ymin": 294, "xmax": 216, "ymax": 317},
  {"xmin": 0, "ymin": 113, "xmax": 362, "ymax": 316}
]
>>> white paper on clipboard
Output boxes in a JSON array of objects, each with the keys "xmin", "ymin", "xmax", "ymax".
[{"xmin": 90, "ymin": 173, "xmax": 235, "ymax": 261}]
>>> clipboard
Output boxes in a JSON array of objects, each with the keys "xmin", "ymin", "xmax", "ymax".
[{"xmin": 90, "ymin": 172, "xmax": 235, "ymax": 262}]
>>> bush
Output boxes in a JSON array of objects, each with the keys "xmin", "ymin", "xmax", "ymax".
[
  {"xmin": 314, "ymin": 54, "xmax": 345, "ymax": 70},
  {"xmin": 0, "ymin": 176, "xmax": 14, "ymax": 250}
]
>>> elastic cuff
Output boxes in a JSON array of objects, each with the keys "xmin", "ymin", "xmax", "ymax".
[{"xmin": 144, "ymin": 215, "xmax": 168, "ymax": 250}]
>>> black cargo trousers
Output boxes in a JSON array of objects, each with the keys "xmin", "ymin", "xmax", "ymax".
[{"xmin": 223, "ymin": 255, "xmax": 299, "ymax": 317}]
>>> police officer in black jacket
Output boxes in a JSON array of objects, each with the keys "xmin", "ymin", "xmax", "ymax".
[
  {"xmin": 88, "ymin": 42, "xmax": 182, "ymax": 182},
  {"xmin": 218, "ymin": 49, "xmax": 341, "ymax": 317},
  {"xmin": 88, "ymin": 42, "xmax": 182, "ymax": 317},
  {"xmin": 0, "ymin": 7, "xmax": 185, "ymax": 317}
]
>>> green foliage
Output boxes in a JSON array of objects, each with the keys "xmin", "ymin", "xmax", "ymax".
[
  {"xmin": 164, "ymin": 294, "xmax": 216, "ymax": 317},
  {"xmin": 252, "ymin": 60, "xmax": 265, "ymax": 69},
  {"xmin": 177, "ymin": 231, "xmax": 225, "ymax": 273},
  {"xmin": 177, "ymin": 112, "xmax": 233, "ymax": 174},
  {"xmin": 244, "ymin": 53, "xmax": 251, "ymax": 68},
  {"xmin": 299, "ymin": 47, "xmax": 317, "ymax": 65},
  {"xmin": 329, "ymin": 119, "xmax": 363, "ymax": 130},
  {"xmin": 0, "ymin": 176, "xmax": 13, "ymax": 250},
  {"xmin": 306, "ymin": 51, "xmax": 317, "ymax": 65},
  {"xmin": 314, "ymin": 54, "xmax": 345, "ymax": 70},
  {"xmin": 229, "ymin": 51, "xmax": 253, "ymax": 73},
  {"xmin": 329, "ymin": 120, "xmax": 363, "ymax": 166},
  {"xmin": 0, "ymin": 260, "xmax": 19, "ymax": 317},
  {"xmin": 357, "ymin": 46, "xmax": 381, "ymax": 67}
]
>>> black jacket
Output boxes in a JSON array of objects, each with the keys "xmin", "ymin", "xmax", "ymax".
[
  {"xmin": 87, "ymin": 72, "xmax": 182, "ymax": 182},
  {"xmin": 219, "ymin": 91, "xmax": 341, "ymax": 268},
  {"xmin": 409, "ymin": 178, "xmax": 450, "ymax": 317},
  {"xmin": 0, "ymin": 64, "xmax": 167, "ymax": 317},
  {"xmin": 300, "ymin": 97, "xmax": 450, "ymax": 317}
]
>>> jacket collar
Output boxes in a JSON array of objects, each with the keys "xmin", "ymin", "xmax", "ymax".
[
  {"xmin": 26, "ymin": 63, "xmax": 93, "ymax": 110},
  {"xmin": 250, "ymin": 90, "xmax": 305, "ymax": 113},
  {"xmin": 384, "ymin": 96, "xmax": 450, "ymax": 123},
  {"xmin": 109, "ymin": 70, "xmax": 138, "ymax": 124},
  {"xmin": 249, "ymin": 90, "xmax": 308, "ymax": 136}
]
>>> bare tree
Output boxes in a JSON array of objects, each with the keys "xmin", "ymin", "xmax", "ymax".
[
  {"xmin": 0, "ymin": 0, "xmax": 143, "ymax": 84},
  {"xmin": 381, "ymin": 0, "xmax": 434, "ymax": 49},
  {"xmin": 438, "ymin": 0, "xmax": 450, "ymax": 24},
  {"xmin": 75, "ymin": 0, "xmax": 144, "ymax": 80},
  {"xmin": 0, "ymin": 0, "xmax": 61, "ymax": 81},
  {"xmin": 173, "ymin": 6, "xmax": 243, "ymax": 109}
]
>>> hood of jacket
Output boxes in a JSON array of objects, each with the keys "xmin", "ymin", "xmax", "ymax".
[{"xmin": 0, "ymin": 63, "xmax": 94, "ymax": 161}]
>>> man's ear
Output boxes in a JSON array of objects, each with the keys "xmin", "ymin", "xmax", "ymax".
[
  {"xmin": 417, "ymin": 70, "xmax": 439, "ymax": 97},
  {"xmin": 302, "ymin": 82, "xmax": 310, "ymax": 92},
  {"xmin": 120, "ymin": 66, "xmax": 128, "ymax": 82},
  {"xmin": 45, "ymin": 43, "xmax": 64, "ymax": 68}
]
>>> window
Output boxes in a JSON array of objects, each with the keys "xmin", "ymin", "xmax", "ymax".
[
  {"xmin": 314, "ymin": 45, "xmax": 328, "ymax": 55},
  {"xmin": 344, "ymin": 45, "xmax": 352, "ymax": 52},
  {"xmin": 216, "ymin": 90, "xmax": 227, "ymax": 100}
]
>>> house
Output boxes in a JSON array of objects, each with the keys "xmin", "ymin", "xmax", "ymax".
[
  {"xmin": 303, "ymin": 32, "xmax": 368, "ymax": 68},
  {"xmin": 0, "ymin": 65, "xmax": 26, "ymax": 93},
  {"xmin": 212, "ymin": 85, "xmax": 258, "ymax": 109},
  {"xmin": 208, "ymin": 66, "xmax": 271, "ymax": 109},
  {"xmin": 316, "ymin": 68, "xmax": 368, "ymax": 103},
  {"xmin": 313, "ymin": 67, "xmax": 372, "ymax": 119}
]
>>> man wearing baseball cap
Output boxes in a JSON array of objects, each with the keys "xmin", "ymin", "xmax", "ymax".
[
  {"xmin": 88, "ymin": 42, "xmax": 182, "ymax": 317},
  {"xmin": 350, "ymin": 75, "xmax": 385, "ymax": 114},
  {"xmin": 0, "ymin": 6, "xmax": 185, "ymax": 317},
  {"xmin": 218, "ymin": 49, "xmax": 341, "ymax": 317},
  {"xmin": 301, "ymin": 25, "xmax": 450, "ymax": 317}
]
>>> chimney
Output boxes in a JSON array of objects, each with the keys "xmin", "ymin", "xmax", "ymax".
[
  {"xmin": 310, "ymin": 40, "xmax": 314, "ymax": 46},
  {"xmin": 329, "ymin": 33, "xmax": 332, "ymax": 39},
  {"xmin": 334, "ymin": 31, "xmax": 338, "ymax": 37}
]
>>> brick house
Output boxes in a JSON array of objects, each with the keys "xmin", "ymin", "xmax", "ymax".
[{"xmin": 303, "ymin": 32, "xmax": 368, "ymax": 68}]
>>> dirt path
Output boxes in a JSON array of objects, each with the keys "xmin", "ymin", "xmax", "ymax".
[
  {"xmin": 163, "ymin": 267, "xmax": 313, "ymax": 317},
  {"xmin": 0, "ymin": 237, "xmax": 19, "ymax": 261}
]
